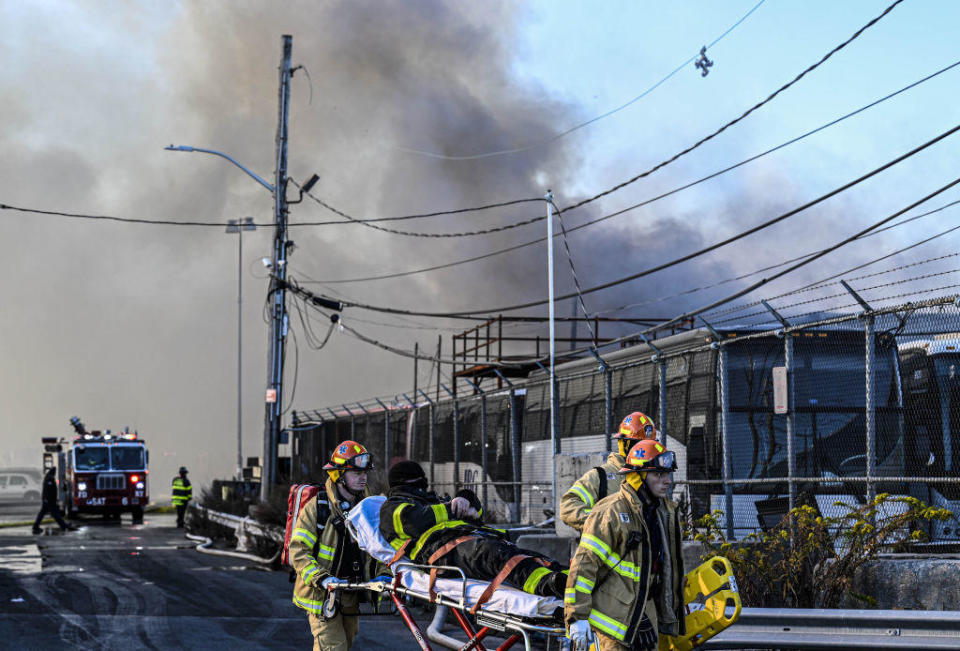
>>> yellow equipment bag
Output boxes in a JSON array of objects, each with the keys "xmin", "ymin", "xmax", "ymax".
[{"xmin": 660, "ymin": 556, "xmax": 741, "ymax": 650}]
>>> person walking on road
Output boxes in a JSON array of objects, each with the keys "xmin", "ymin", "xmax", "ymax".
[
  {"xmin": 565, "ymin": 439, "xmax": 685, "ymax": 650},
  {"xmin": 172, "ymin": 466, "xmax": 192, "ymax": 528},
  {"xmin": 289, "ymin": 440, "xmax": 386, "ymax": 651},
  {"xmin": 32, "ymin": 468, "xmax": 74, "ymax": 534}
]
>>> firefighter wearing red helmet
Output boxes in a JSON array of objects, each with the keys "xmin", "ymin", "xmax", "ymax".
[
  {"xmin": 565, "ymin": 439, "xmax": 685, "ymax": 650},
  {"xmin": 560, "ymin": 411, "xmax": 659, "ymax": 533},
  {"xmin": 289, "ymin": 441, "xmax": 387, "ymax": 650}
]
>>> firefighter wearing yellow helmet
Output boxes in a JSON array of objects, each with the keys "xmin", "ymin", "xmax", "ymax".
[
  {"xmin": 559, "ymin": 411, "xmax": 658, "ymax": 533},
  {"xmin": 289, "ymin": 441, "xmax": 388, "ymax": 650},
  {"xmin": 565, "ymin": 438, "xmax": 685, "ymax": 650}
]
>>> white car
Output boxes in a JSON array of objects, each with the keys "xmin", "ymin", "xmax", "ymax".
[{"xmin": 0, "ymin": 470, "xmax": 42, "ymax": 502}]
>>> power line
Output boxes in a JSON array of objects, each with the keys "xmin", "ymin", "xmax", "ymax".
[
  {"xmin": 302, "ymin": 57, "xmax": 960, "ymax": 282},
  {"xmin": 597, "ymin": 197, "xmax": 960, "ymax": 320},
  {"xmin": 393, "ymin": 1, "xmax": 767, "ymax": 161},
  {"xmin": 289, "ymin": 0, "xmax": 903, "ymax": 240},
  {"xmin": 335, "ymin": 122, "xmax": 960, "ymax": 318},
  {"xmin": 295, "ymin": 180, "xmax": 546, "ymax": 238},
  {"xmin": 707, "ymin": 206, "xmax": 960, "ymax": 320}
]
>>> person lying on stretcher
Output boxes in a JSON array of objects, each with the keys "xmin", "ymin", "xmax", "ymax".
[{"xmin": 380, "ymin": 461, "xmax": 569, "ymax": 598}]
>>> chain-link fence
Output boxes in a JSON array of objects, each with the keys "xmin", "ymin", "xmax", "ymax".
[{"xmin": 291, "ymin": 294, "xmax": 960, "ymax": 540}]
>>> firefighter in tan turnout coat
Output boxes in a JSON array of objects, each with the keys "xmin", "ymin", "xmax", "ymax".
[
  {"xmin": 289, "ymin": 441, "xmax": 386, "ymax": 651},
  {"xmin": 565, "ymin": 439, "xmax": 685, "ymax": 651},
  {"xmin": 559, "ymin": 411, "xmax": 658, "ymax": 533}
]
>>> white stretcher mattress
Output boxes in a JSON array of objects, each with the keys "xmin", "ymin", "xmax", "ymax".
[{"xmin": 345, "ymin": 495, "xmax": 563, "ymax": 618}]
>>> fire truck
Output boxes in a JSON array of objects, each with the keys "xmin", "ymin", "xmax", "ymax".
[{"xmin": 42, "ymin": 416, "xmax": 149, "ymax": 523}]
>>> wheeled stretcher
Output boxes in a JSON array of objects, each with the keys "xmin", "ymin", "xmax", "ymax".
[{"xmin": 335, "ymin": 496, "xmax": 740, "ymax": 651}]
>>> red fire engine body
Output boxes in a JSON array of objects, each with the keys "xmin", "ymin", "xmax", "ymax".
[{"xmin": 44, "ymin": 422, "xmax": 149, "ymax": 523}]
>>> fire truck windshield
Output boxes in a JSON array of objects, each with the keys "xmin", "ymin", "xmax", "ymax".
[
  {"xmin": 75, "ymin": 446, "xmax": 109, "ymax": 471},
  {"xmin": 111, "ymin": 446, "xmax": 145, "ymax": 470}
]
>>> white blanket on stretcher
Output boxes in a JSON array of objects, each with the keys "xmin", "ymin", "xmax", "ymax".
[{"xmin": 345, "ymin": 495, "xmax": 563, "ymax": 618}]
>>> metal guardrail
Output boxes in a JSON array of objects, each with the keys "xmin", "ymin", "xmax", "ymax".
[
  {"xmin": 189, "ymin": 504, "xmax": 284, "ymax": 543},
  {"xmin": 705, "ymin": 607, "xmax": 960, "ymax": 649}
]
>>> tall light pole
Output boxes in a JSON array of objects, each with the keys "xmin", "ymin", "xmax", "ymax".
[
  {"xmin": 546, "ymin": 191, "xmax": 558, "ymax": 513},
  {"xmin": 226, "ymin": 217, "xmax": 256, "ymax": 480},
  {"xmin": 167, "ymin": 35, "xmax": 300, "ymax": 502}
]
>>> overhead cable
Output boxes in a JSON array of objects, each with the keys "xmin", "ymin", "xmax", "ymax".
[
  {"xmin": 335, "ymin": 122, "xmax": 960, "ymax": 318},
  {"xmin": 302, "ymin": 56, "xmax": 960, "ymax": 281},
  {"xmin": 706, "ymin": 205, "xmax": 960, "ymax": 320},
  {"xmin": 294, "ymin": 180, "xmax": 545, "ymax": 238},
  {"xmin": 290, "ymin": 0, "xmax": 902, "ymax": 237},
  {"xmin": 394, "ymin": 1, "xmax": 766, "ymax": 161},
  {"xmin": 603, "ymin": 197, "xmax": 960, "ymax": 320}
]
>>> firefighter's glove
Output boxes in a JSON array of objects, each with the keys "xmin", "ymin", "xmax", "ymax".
[
  {"xmin": 449, "ymin": 496, "xmax": 478, "ymax": 519},
  {"xmin": 321, "ymin": 577, "xmax": 347, "ymax": 591},
  {"xmin": 568, "ymin": 620, "xmax": 591, "ymax": 650},
  {"xmin": 636, "ymin": 614, "xmax": 657, "ymax": 650}
]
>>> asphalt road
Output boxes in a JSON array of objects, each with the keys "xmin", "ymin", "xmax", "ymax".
[{"xmin": 0, "ymin": 512, "xmax": 427, "ymax": 650}]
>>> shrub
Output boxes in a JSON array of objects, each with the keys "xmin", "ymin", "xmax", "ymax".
[{"xmin": 687, "ymin": 493, "xmax": 952, "ymax": 608}]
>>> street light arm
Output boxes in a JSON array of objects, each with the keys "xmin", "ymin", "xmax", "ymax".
[{"xmin": 165, "ymin": 145, "xmax": 275, "ymax": 193}]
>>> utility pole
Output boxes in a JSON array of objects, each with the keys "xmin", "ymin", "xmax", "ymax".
[{"xmin": 262, "ymin": 35, "xmax": 293, "ymax": 501}]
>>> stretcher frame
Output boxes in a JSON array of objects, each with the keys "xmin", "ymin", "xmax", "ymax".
[{"xmin": 329, "ymin": 561, "xmax": 567, "ymax": 651}]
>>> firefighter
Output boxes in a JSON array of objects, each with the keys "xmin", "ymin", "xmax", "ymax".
[
  {"xmin": 379, "ymin": 460, "xmax": 568, "ymax": 599},
  {"xmin": 289, "ymin": 441, "xmax": 386, "ymax": 651},
  {"xmin": 32, "ymin": 467, "xmax": 74, "ymax": 534},
  {"xmin": 560, "ymin": 411, "xmax": 658, "ymax": 533},
  {"xmin": 172, "ymin": 466, "xmax": 192, "ymax": 528},
  {"xmin": 565, "ymin": 439, "xmax": 685, "ymax": 651}
]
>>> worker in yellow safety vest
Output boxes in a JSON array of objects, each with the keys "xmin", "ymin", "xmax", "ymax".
[
  {"xmin": 289, "ymin": 441, "xmax": 386, "ymax": 651},
  {"xmin": 171, "ymin": 466, "xmax": 192, "ymax": 528},
  {"xmin": 560, "ymin": 411, "xmax": 658, "ymax": 533},
  {"xmin": 565, "ymin": 439, "xmax": 685, "ymax": 650}
]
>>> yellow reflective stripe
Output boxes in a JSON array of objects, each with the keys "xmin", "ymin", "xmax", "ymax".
[
  {"xmin": 409, "ymin": 520, "xmax": 469, "ymax": 559},
  {"xmin": 569, "ymin": 483, "xmax": 594, "ymax": 508},
  {"xmin": 316, "ymin": 544, "xmax": 335, "ymax": 561},
  {"xmin": 390, "ymin": 538, "xmax": 404, "ymax": 550},
  {"xmin": 430, "ymin": 503, "xmax": 448, "ymax": 524},
  {"xmin": 293, "ymin": 595, "xmax": 326, "ymax": 613},
  {"xmin": 588, "ymin": 609, "xmax": 628, "ymax": 640},
  {"xmin": 393, "ymin": 503, "xmax": 411, "ymax": 539},
  {"xmin": 575, "ymin": 576, "xmax": 594, "ymax": 593},
  {"xmin": 564, "ymin": 588, "xmax": 577, "ymax": 604},
  {"xmin": 292, "ymin": 527, "xmax": 317, "ymax": 546},
  {"xmin": 522, "ymin": 566, "xmax": 552, "ymax": 594},
  {"xmin": 580, "ymin": 534, "xmax": 611, "ymax": 560},
  {"xmin": 581, "ymin": 534, "xmax": 640, "ymax": 581},
  {"xmin": 301, "ymin": 562, "xmax": 320, "ymax": 583}
]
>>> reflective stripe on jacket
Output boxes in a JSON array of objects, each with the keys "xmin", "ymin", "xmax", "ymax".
[
  {"xmin": 559, "ymin": 452, "xmax": 625, "ymax": 532},
  {"xmin": 171, "ymin": 477, "xmax": 192, "ymax": 506},
  {"xmin": 379, "ymin": 486, "xmax": 484, "ymax": 560},
  {"xmin": 564, "ymin": 481, "xmax": 685, "ymax": 644},
  {"xmin": 289, "ymin": 479, "xmax": 382, "ymax": 615}
]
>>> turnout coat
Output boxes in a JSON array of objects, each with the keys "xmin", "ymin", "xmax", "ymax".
[{"xmin": 564, "ymin": 480, "xmax": 685, "ymax": 646}]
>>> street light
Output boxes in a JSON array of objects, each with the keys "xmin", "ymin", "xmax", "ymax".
[
  {"xmin": 165, "ymin": 145, "xmax": 275, "ymax": 192},
  {"xmin": 226, "ymin": 217, "xmax": 256, "ymax": 481}
]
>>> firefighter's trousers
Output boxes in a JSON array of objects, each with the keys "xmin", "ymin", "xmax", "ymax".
[
  {"xmin": 308, "ymin": 611, "xmax": 358, "ymax": 651},
  {"xmin": 425, "ymin": 533, "xmax": 568, "ymax": 597}
]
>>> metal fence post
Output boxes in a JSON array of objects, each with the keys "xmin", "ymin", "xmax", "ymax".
[
  {"xmin": 865, "ymin": 314, "xmax": 876, "ymax": 504},
  {"xmin": 509, "ymin": 388, "xmax": 522, "ymax": 522},
  {"xmin": 605, "ymin": 369, "xmax": 613, "ymax": 452},
  {"xmin": 480, "ymin": 393, "xmax": 488, "ymax": 508},
  {"xmin": 375, "ymin": 398, "xmax": 391, "ymax": 471},
  {"xmin": 418, "ymin": 389, "xmax": 435, "ymax": 487},
  {"xmin": 718, "ymin": 345, "xmax": 735, "ymax": 540},
  {"xmin": 784, "ymin": 333, "xmax": 796, "ymax": 515},
  {"xmin": 659, "ymin": 358, "xmax": 668, "ymax": 445}
]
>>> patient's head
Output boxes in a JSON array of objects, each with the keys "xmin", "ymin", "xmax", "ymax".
[{"xmin": 388, "ymin": 460, "xmax": 428, "ymax": 490}]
